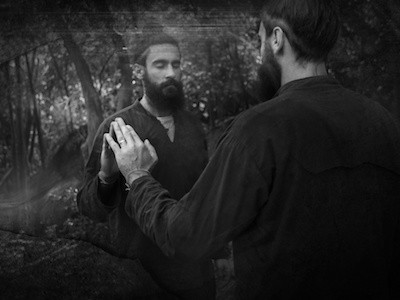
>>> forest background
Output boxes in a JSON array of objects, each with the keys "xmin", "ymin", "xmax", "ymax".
[{"xmin": 0, "ymin": 0, "xmax": 399, "ymax": 298}]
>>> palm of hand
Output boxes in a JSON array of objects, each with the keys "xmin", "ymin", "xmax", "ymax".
[{"xmin": 100, "ymin": 140, "xmax": 119, "ymax": 177}]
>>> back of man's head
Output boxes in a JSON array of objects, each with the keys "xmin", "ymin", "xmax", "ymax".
[
  {"xmin": 133, "ymin": 31, "xmax": 180, "ymax": 67},
  {"xmin": 261, "ymin": 0, "xmax": 340, "ymax": 62}
]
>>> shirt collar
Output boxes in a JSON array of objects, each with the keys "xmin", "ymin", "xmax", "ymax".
[
  {"xmin": 275, "ymin": 75, "xmax": 340, "ymax": 97},
  {"xmin": 133, "ymin": 97, "xmax": 181, "ymax": 122}
]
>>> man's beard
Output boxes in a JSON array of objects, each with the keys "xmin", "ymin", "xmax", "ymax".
[
  {"xmin": 256, "ymin": 45, "xmax": 282, "ymax": 101},
  {"xmin": 143, "ymin": 75, "xmax": 185, "ymax": 112}
]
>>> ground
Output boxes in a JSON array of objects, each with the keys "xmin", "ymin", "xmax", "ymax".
[{"xmin": 0, "ymin": 183, "xmax": 235, "ymax": 299}]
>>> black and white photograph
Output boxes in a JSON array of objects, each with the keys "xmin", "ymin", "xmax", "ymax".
[{"xmin": 0, "ymin": 0, "xmax": 399, "ymax": 299}]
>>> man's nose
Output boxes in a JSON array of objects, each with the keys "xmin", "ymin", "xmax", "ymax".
[{"xmin": 165, "ymin": 64, "xmax": 177, "ymax": 79}]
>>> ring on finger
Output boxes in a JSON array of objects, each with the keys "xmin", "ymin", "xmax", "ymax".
[{"xmin": 118, "ymin": 139, "xmax": 126, "ymax": 145}]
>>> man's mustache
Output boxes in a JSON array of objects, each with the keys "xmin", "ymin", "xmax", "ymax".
[
  {"xmin": 160, "ymin": 79, "xmax": 183, "ymax": 97},
  {"xmin": 160, "ymin": 78, "xmax": 182, "ymax": 89}
]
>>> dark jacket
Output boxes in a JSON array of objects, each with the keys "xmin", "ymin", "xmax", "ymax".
[
  {"xmin": 128, "ymin": 76, "xmax": 400, "ymax": 299},
  {"xmin": 77, "ymin": 100, "xmax": 215, "ymax": 298}
]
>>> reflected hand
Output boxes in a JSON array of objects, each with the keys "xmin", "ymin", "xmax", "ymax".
[
  {"xmin": 105, "ymin": 117, "xmax": 158, "ymax": 185},
  {"xmin": 99, "ymin": 122, "xmax": 119, "ymax": 183}
]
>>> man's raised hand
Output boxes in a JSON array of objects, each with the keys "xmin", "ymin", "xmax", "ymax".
[
  {"xmin": 104, "ymin": 117, "xmax": 158, "ymax": 185},
  {"xmin": 99, "ymin": 122, "xmax": 119, "ymax": 184}
]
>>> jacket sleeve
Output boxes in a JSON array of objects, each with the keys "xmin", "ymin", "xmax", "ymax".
[
  {"xmin": 76, "ymin": 122, "xmax": 120, "ymax": 222},
  {"xmin": 125, "ymin": 134, "xmax": 271, "ymax": 260}
]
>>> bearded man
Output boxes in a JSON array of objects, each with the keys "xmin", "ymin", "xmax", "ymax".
[
  {"xmin": 105, "ymin": 0, "xmax": 400, "ymax": 299},
  {"xmin": 77, "ymin": 32, "xmax": 215, "ymax": 299}
]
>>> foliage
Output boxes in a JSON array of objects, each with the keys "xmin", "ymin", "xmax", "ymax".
[
  {"xmin": 332, "ymin": 0, "xmax": 400, "ymax": 118},
  {"xmin": 0, "ymin": 0, "xmax": 399, "ymax": 213}
]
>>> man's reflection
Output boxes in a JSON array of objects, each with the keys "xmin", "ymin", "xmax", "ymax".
[{"xmin": 77, "ymin": 31, "xmax": 215, "ymax": 299}]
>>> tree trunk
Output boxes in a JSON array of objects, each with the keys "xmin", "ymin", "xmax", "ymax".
[
  {"xmin": 92, "ymin": 0, "xmax": 134, "ymax": 110},
  {"xmin": 14, "ymin": 57, "xmax": 29, "ymax": 192},
  {"xmin": 113, "ymin": 33, "xmax": 134, "ymax": 111},
  {"xmin": 28, "ymin": 121, "xmax": 37, "ymax": 163},
  {"xmin": 26, "ymin": 53, "xmax": 46, "ymax": 167},
  {"xmin": 13, "ymin": 57, "xmax": 30, "ymax": 230},
  {"xmin": 4, "ymin": 62, "xmax": 17, "ymax": 182},
  {"xmin": 205, "ymin": 40, "xmax": 216, "ymax": 129},
  {"xmin": 229, "ymin": 39, "xmax": 249, "ymax": 109},
  {"xmin": 60, "ymin": 30, "xmax": 103, "ymax": 161},
  {"xmin": 3, "ymin": 62, "xmax": 17, "ymax": 192},
  {"xmin": 48, "ymin": 45, "xmax": 74, "ymax": 132},
  {"xmin": 24, "ymin": 107, "xmax": 33, "ymax": 155}
]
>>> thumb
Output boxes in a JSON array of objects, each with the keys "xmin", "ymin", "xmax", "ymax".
[
  {"xmin": 145, "ymin": 139, "xmax": 158, "ymax": 161},
  {"xmin": 102, "ymin": 134, "xmax": 108, "ymax": 151}
]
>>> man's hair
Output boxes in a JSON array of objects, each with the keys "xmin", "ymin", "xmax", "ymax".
[
  {"xmin": 261, "ymin": 0, "xmax": 340, "ymax": 62},
  {"xmin": 133, "ymin": 31, "xmax": 180, "ymax": 66}
]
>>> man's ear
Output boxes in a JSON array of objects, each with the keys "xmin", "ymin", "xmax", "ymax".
[
  {"xmin": 132, "ymin": 63, "xmax": 145, "ymax": 80},
  {"xmin": 270, "ymin": 26, "xmax": 285, "ymax": 55}
]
